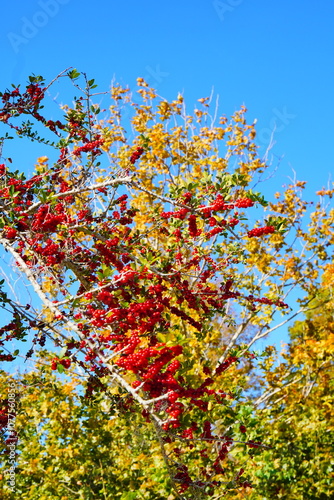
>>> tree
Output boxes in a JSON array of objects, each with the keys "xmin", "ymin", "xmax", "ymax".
[
  {"xmin": 0, "ymin": 365, "xmax": 172, "ymax": 499},
  {"xmin": 246, "ymin": 264, "xmax": 334, "ymax": 499},
  {"xmin": 0, "ymin": 69, "xmax": 333, "ymax": 498}
]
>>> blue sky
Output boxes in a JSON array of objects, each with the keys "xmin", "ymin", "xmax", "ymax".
[
  {"xmin": 2, "ymin": 0, "xmax": 333, "ymax": 190},
  {"xmin": 1, "ymin": 0, "xmax": 333, "ymax": 362}
]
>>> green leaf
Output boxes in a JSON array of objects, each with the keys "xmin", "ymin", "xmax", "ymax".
[
  {"xmin": 121, "ymin": 492, "xmax": 137, "ymax": 500},
  {"xmin": 68, "ymin": 69, "xmax": 80, "ymax": 80},
  {"xmin": 59, "ymin": 347, "xmax": 67, "ymax": 359},
  {"xmin": 57, "ymin": 363, "xmax": 64, "ymax": 373},
  {"xmin": 28, "ymin": 75, "xmax": 44, "ymax": 83}
]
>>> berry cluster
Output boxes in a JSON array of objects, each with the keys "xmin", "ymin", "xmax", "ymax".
[
  {"xmin": 247, "ymin": 225, "xmax": 275, "ymax": 237},
  {"xmin": 206, "ymin": 226, "xmax": 225, "ymax": 238},
  {"xmin": 211, "ymin": 194, "xmax": 233, "ymax": 212},
  {"xmin": 235, "ymin": 197, "xmax": 254, "ymax": 208},
  {"xmin": 31, "ymin": 204, "xmax": 69, "ymax": 233},
  {"xmin": 72, "ymin": 136, "xmax": 104, "ymax": 156},
  {"xmin": 0, "ymin": 354, "xmax": 15, "ymax": 361},
  {"xmin": 0, "ymin": 403, "xmax": 9, "ymax": 432},
  {"xmin": 46, "ymin": 119, "xmax": 64, "ymax": 132},
  {"xmin": 1, "ymin": 83, "xmax": 44, "ymax": 116},
  {"xmin": 161, "ymin": 207, "xmax": 190, "ymax": 219},
  {"xmin": 3, "ymin": 227, "xmax": 17, "ymax": 239},
  {"xmin": 228, "ymin": 217, "xmax": 239, "ymax": 227},
  {"xmin": 130, "ymin": 146, "xmax": 144, "ymax": 164},
  {"xmin": 31, "ymin": 238, "xmax": 66, "ymax": 266},
  {"xmin": 182, "ymin": 191, "xmax": 193, "ymax": 203},
  {"xmin": 188, "ymin": 214, "xmax": 201, "ymax": 237},
  {"xmin": 215, "ymin": 356, "xmax": 238, "ymax": 376},
  {"xmin": 51, "ymin": 357, "xmax": 71, "ymax": 370},
  {"xmin": 246, "ymin": 295, "xmax": 288, "ymax": 308}
]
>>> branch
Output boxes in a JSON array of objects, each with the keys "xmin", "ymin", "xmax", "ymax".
[
  {"xmin": 25, "ymin": 176, "xmax": 133, "ymax": 214},
  {"xmin": 0, "ymin": 237, "xmax": 166, "ymax": 426}
]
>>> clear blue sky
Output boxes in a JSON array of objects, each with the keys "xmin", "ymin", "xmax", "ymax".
[
  {"xmin": 1, "ymin": 0, "xmax": 333, "ymax": 359},
  {"xmin": 1, "ymin": 0, "xmax": 333, "ymax": 194}
]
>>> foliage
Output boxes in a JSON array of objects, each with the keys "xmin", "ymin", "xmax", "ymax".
[
  {"xmin": 0, "ymin": 366, "xmax": 172, "ymax": 499},
  {"xmin": 0, "ymin": 69, "xmax": 333, "ymax": 498},
  {"xmin": 248, "ymin": 267, "xmax": 334, "ymax": 499},
  {"xmin": 0, "ymin": 356, "xmax": 264, "ymax": 499}
]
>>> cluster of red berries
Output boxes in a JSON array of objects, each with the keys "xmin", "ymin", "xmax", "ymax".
[
  {"xmin": 212, "ymin": 439, "xmax": 232, "ymax": 474},
  {"xmin": 1, "ymin": 88, "xmax": 19, "ymax": 102},
  {"xmin": 112, "ymin": 334, "xmax": 225, "ymax": 429},
  {"xmin": 115, "ymin": 194, "xmax": 128, "ymax": 203},
  {"xmin": 169, "ymin": 305, "xmax": 201, "ymax": 331},
  {"xmin": 210, "ymin": 194, "xmax": 233, "ymax": 212},
  {"xmin": 72, "ymin": 137, "xmax": 104, "ymax": 156},
  {"xmin": 1, "ymin": 177, "xmax": 26, "ymax": 200},
  {"xmin": 246, "ymin": 295, "xmax": 288, "ymax": 308},
  {"xmin": 247, "ymin": 225, "xmax": 275, "ymax": 237},
  {"xmin": 3, "ymin": 227, "xmax": 17, "ymax": 239},
  {"xmin": 182, "ymin": 191, "xmax": 193, "ymax": 203},
  {"xmin": 1, "ymin": 83, "xmax": 44, "ymax": 111},
  {"xmin": 200, "ymin": 420, "xmax": 213, "ymax": 439},
  {"xmin": 70, "ymin": 123, "xmax": 87, "ymax": 141},
  {"xmin": 215, "ymin": 355, "xmax": 238, "ymax": 376},
  {"xmin": 0, "ymin": 318, "xmax": 24, "ymax": 342},
  {"xmin": 94, "ymin": 241, "xmax": 123, "ymax": 272},
  {"xmin": 161, "ymin": 207, "xmax": 190, "ymax": 220},
  {"xmin": 31, "ymin": 204, "xmax": 68, "ymax": 233},
  {"xmin": 161, "ymin": 196, "xmax": 251, "ymax": 240},
  {"xmin": 172, "ymin": 228, "xmax": 182, "ymax": 241},
  {"xmin": 26, "ymin": 83, "xmax": 45, "ymax": 108},
  {"xmin": 0, "ymin": 405, "xmax": 9, "ymax": 430},
  {"xmin": 228, "ymin": 217, "xmax": 239, "ymax": 227},
  {"xmin": 51, "ymin": 358, "xmax": 71, "ymax": 370},
  {"xmin": 199, "ymin": 196, "xmax": 255, "ymax": 220},
  {"xmin": 0, "ymin": 354, "xmax": 15, "ymax": 361},
  {"xmin": 208, "ymin": 217, "xmax": 218, "ymax": 226},
  {"xmin": 59, "ymin": 180, "xmax": 70, "ymax": 193},
  {"xmin": 173, "ymin": 464, "xmax": 192, "ymax": 491},
  {"xmin": 32, "ymin": 238, "xmax": 66, "ymax": 266},
  {"xmin": 235, "ymin": 197, "xmax": 254, "ymax": 208},
  {"xmin": 77, "ymin": 209, "xmax": 92, "ymax": 221},
  {"xmin": 46, "ymin": 120, "xmax": 64, "ymax": 132},
  {"xmin": 188, "ymin": 214, "xmax": 201, "ymax": 237},
  {"xmin": 130, "ymin": 146, "xmax": 144, "ymax": 164},
  {"xmin": 206, "ymin": 226, "xmax": 225, "ymax": 238}
]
